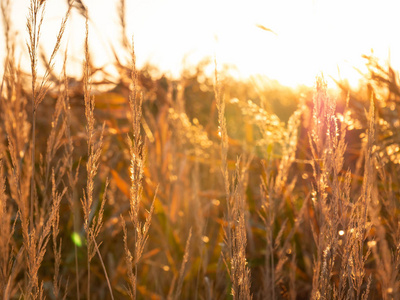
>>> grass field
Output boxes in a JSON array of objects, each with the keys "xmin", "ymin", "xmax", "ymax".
[{"xmin": 1, "ymin": 1, "xmax": 400, "ymax": 299}]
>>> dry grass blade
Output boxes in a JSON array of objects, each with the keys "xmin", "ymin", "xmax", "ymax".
[
  {"xmin": 215, "ymin": 58, "xmax": 252, "ymax": 300},
  {"xmin": 51, "ymin": 170, "xmax": 67, "ymax": 298},
  {"xmin": 27, "ymin": 0, "xmax": 71, "ymax": 232},
  {"xmin": 230, "ymin": 158, "xmax": 252, "ymax": 300},
  {"xmin": 118, "ymin": 0, "xmax": 129, "ymax": 49},
  {"xmin": 81, "ymin": 13, "xmax": 108, "ymax": 300},
  {"xmin": 174, "ymin": 228, "xmax": 192, "ymax": 300},
  {"xmin": 121, "ymin": 36, "xmax": 157, "ymax": 300},
  {"xmin": 0, "ymin": 159, "xmax": 20, "ymax": 299}
]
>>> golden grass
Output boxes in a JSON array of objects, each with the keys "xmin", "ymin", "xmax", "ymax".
[{"xmin": 1, "ymin": 1, "xmax": 400, "ymax": 299}]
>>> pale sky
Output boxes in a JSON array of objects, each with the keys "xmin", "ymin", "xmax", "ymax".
[{"xmin": 2, "ymin": 0, "xmax": 400, "ymax": 87}]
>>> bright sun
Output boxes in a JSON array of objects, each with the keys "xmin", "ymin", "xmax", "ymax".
[{"xmin": 2, "ymin": 0, "xmax": 400, "ymax": 88}]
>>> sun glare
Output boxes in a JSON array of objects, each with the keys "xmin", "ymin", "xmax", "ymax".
[{"xmin": 2, "ymin": 0, "xmax": 400, "ymax": 87}]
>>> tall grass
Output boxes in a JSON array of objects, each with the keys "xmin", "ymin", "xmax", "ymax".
[
  {"xmin": 215, "ymin": 59, "xmax": 252, "ymax": 299},
  {"xmin": 1, "ymin": 1, "xmax": 400, "ymax": 299}
]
